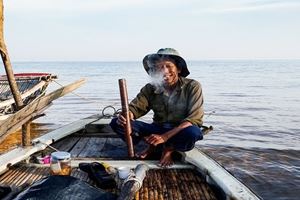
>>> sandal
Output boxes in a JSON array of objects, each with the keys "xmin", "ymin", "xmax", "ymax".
[{"xmin": 79, "ymin": 162, "xmax": 116, "ymax": 189}]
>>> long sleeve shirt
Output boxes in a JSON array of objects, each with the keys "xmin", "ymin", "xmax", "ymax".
[{"xmin": 129, "ymin": 77, "xmax": 204, "ymax": 127}]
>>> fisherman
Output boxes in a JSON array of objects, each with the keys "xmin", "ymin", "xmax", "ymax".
[{"xmin": 110, "ymin": 48, "xmax": 204, "ymax": 167}]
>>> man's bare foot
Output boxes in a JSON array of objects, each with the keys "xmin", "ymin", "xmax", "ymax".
[
  {"xmin": 159, "ymin": 148, "xmax": 174, "ymax": 167},
  {"xmin": 135, "ymin": 145, "xmax": 155, "ymax": 159}
]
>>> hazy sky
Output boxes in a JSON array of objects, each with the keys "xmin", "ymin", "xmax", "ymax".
[{"xmin": 3, "ymin": 0, "xmax": 300, "ymax": 61}]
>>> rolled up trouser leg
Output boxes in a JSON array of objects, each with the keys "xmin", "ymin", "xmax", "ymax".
[{"xmin": 165, "ymin": 125, "xmax": 203, "ymax": 152}]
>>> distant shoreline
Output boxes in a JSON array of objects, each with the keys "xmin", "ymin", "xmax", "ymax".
[{"xmin": 8, "ymin": 58, "xmax": 300, "ymax": 63}]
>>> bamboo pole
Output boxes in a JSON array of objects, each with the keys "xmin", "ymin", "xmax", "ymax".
[
  {"xmin": 118, "ymin": 79, "xmax": 134, "ymax": 158},
  {"xmin": 0, "ymin": 1, "xmax": 23, "ymax": 108},
  {"xmin": 0, "ymin": 1, "xmax": 30, "ymax": 146}
]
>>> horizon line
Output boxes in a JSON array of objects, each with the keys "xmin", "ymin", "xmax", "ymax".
[{"xmin": 8, "ymin": 58, "xmax": 300, "ymax": 63}]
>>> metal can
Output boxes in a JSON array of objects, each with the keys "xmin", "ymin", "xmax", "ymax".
[{"xmin": 50, "ymin": 151, "xmax": 71, "ymax": 176}]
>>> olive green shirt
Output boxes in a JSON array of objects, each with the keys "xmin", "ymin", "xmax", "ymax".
[{"xmin": 129, "ymin": 77, "xmax": 204, "ymax": 127}]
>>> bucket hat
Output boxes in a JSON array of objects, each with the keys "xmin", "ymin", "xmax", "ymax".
[{"xmin": 143, "ymin": 48, "xmax": 190, "ymax": 77}]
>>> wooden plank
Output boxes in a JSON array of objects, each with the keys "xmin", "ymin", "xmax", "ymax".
[
  {"xmin": 52, "ymin": 136, "xmax": 81, "ymax": 152},
  {"xmin": 78, "ymin": 137, "xmax": 107, "ymax": 157},
  {"xmin": 73, "ymin": 132, "xmax": 119, "ymax": 138},
  {"xmin": 69, "ymin": 159, "xmax": 193, "ymax": 169},
  {"xmin": 70, "ymin": 137, "xmax": 90, "ymax": 157},
  {"xmin": 0, "ymin": 79, "xmax": 86, "ymax": 142},
  {"xmin": 100, "ymin": 138, "xmax": 128, "ymax": 158}
]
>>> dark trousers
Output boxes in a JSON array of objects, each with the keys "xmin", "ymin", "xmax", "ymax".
[{"xmin": 110, "ymin": 118, "xmax": 203, "ymax": 152}]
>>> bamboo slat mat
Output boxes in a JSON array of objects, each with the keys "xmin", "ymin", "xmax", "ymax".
[
  {"xmin": 136, "ymin": 169, "xmax": 218, "ymax": 200},
  {"xmin": 0, "ymin": 166, "xmax": 218, "ymax": 200}
]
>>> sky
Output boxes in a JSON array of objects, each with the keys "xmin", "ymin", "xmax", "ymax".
[{"xmin": 3, "ymin": 0, "xmax": 300, "ymax": 61}]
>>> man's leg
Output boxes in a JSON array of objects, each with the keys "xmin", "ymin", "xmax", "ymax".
[
  {"xmin": 166, "ymin": 125, "xmax": 203, "ymax": 151},
  {"xmin": 160, "ymin": 125, "xmax": 203, "ymax": 167},
  {"xmin": 110, "ymin": 118, "xmax": 165, "ymax": 156}
]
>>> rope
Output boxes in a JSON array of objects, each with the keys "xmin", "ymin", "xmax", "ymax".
[
  {"xmin": 53, "ymin": 80, "xmax": 102, "ymax": 108},
  {"xmin": 101, "ymin": 105, "xmax": 121, "ymax": 118},
  {"xmin": 53, "ymin": 80, "xmax": 122, "ymax": 116},
  {"xmin": 32, "ymin": 139, "xmax": 60, "ymax": 152}
]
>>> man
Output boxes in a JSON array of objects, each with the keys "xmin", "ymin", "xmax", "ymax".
[{"xmin": 110, "ymin": 48, "xmax": 204, "ymax": 167}]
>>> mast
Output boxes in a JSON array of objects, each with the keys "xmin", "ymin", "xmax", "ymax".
[
  {"xmin": 0, "ymin": 1, "xmax": 23, "ymax": 108},
  {"xmin": 0, "ymin": 1, "xmax": 30, "ymax": 146}
]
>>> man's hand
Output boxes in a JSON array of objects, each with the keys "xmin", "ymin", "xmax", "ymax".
[
  {"xmin": 117, "ymin": 111, "xmax": 134, "ymax": 126},
  {"xmin": 145, "ymin": 134, "xmax": 168, "ymax": 146},
  {"xmin": 144, "ymin": 121, "xmax": 192, "ymax": 146}
]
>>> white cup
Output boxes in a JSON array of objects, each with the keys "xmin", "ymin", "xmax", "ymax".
[{"xmin": 118, "ymin": 167, "xmax": 131, "ymax": 179}]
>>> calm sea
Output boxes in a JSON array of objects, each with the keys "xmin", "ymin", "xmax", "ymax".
[{"xmin": 1, "ymin": 60, "xmax": 300, "ymax": 200}]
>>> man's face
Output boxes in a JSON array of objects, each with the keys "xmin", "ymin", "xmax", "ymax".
[{"xmin": 153, "ymin": 59, "xmax": 181, "ymax": 87}]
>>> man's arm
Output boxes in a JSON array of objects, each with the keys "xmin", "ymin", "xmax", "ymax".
[
  {"xmin": 182, "ymin": 80, "xmax": 204, "ymax": 126},
  {"xmin": 129, "ymin": 84, "xmax": 152, "ymax": 119}
]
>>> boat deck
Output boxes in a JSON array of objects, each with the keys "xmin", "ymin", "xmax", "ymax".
[
  {"xmin": 0, "ymin": 165, "xmax": 217, "ymax": 200},
  {"xmin": 0, "ymin": 119, "xmax": 219, "ymax": 200}
]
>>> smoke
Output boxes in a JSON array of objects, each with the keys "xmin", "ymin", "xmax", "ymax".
[
  {"xmin": 150, "ymin": 71, "xmax": 165, "ymax": 92},
  {"xmin": 146, "ymin": 60, "xmax": 165, "ymax": 93}
]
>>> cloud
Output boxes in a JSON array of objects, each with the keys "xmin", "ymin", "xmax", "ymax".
[
  {"xmin": 4, "ymin": 0, "xmax": 146, "ymax": 13},
  {"xmin": 191, "ymin": 0, "xmax": 300, "ymax": 14},
  {"xmin": 5, "ymin": 0, "xmax": 300, "ymax": 14}
]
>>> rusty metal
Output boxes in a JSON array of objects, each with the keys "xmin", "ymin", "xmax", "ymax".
[{"xmin": 118, "ymin": 79, "xmax": 134, "ymax": 158}]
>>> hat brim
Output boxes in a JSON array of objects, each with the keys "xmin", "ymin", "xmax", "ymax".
[{"xmin": 143, "ymin": 53, "xmax": 190, "ymax": 77}]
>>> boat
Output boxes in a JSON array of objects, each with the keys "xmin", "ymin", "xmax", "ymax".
[
  {"xmin": 0, "ymin": 113, "xmax": 261, "ymax": 200},
  {"xmin": 0, "ymin": 78, "xmax": 86, "ymax": 144},
  {"xmin": 0, "ymin": 73, "xmax": 57, "ymax": 121},
  {"xmin": 0, "ymin": 2, "xmax": 260, "ymax": 199}
]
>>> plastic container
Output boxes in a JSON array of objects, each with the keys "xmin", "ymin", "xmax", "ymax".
[
  {"xmin": 50, "ymin": 151, "xmax": 72, "ymax": 176},
  {"xmin": 37, "ymin": 155, "xmax": 51, "ymax": 164},
  {"xmin": 117, "ymin": 166, "xmax": 131, "ymax": 179}
]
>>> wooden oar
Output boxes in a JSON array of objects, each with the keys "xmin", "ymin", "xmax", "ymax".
[{"xmin": 118, "ymin": 79, "xmax": 135, "ymax": 158}]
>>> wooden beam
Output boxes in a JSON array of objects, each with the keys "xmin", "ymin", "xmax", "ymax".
[
  {"xmin": 70, "ymin": 159, "xmax": 193, "ymax": 169},
  {"xmin": 0, "ymin": 105, "xmax": 49, "ymax": 139},
  {"xmin": 0, "ymin": 79, "xmax": 86, "ymax": 142}
]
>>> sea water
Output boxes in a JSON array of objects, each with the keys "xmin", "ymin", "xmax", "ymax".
[{"xmin": 1, "ymin": 60, "xmax": 299, "ymax": 200}]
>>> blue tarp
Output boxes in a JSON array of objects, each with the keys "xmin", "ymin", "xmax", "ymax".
[{"xmin": 13, "ymin": 175, "xmax": 117, "ymax": 200}]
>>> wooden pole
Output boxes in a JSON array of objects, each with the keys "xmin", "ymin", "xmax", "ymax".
[
  {"xmin": 0, "ymin": 1, "xmax": 30, "ymax": 146},
  {"xmin": 118, "ymin": 79, "xmax": 134, "ymax": 158},
  {"xmin": 0, "ymin": 1, "xmax": 23, "ymax": 107}
]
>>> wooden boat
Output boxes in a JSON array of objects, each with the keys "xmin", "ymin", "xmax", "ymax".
[
  {"xmin": 0, "ymin": 78, "xmax": 85, "ymax": 144},
  {"xmin": 0, "ymin": 114, "xmax": 261, "ymax": 200},
  {"xmin": 0, "ymin": 73, "xmax": 57, "ymax": 121}
]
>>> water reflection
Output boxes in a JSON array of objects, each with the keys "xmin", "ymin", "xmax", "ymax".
[
  {"xmin": 0, "ymin": 122, "xmax": 59, "ymax": 154},
  {"xmin": 201, "ymin": 146, "xmax": 300, "ymax": 200}
]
